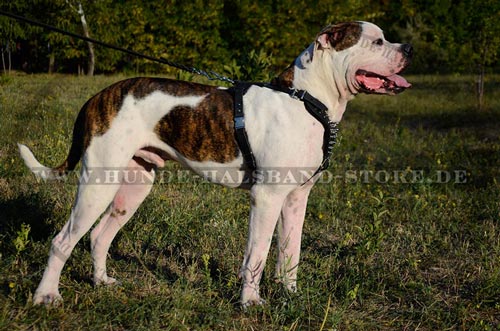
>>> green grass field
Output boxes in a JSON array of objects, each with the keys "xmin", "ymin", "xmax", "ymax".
[{"xmin": 0, "ymin": 73, "xmax": 499, "ymax": 330}]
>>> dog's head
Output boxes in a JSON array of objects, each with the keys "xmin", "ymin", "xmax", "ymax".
[{"xmin": 293, "ymin": 21, "xmax": 412, "ymax": 96}]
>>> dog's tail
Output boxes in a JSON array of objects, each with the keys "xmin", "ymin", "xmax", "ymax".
[
  {"xmin": 18, "ymin": 144, "xmax": 68, "ymax": 180},
  {"xmin": 18, "ymin": 110, "xmax": 86, "ymax": 181}
]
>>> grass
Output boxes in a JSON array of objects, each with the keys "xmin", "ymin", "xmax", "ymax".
[{"xmin": 0, "ymin": 72, "xmax": 499, "ymax": 330}]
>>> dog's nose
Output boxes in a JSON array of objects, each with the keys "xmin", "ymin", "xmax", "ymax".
[{"xmin": 401, "ymin": 44, "xmax": 413, "ymax": 58}]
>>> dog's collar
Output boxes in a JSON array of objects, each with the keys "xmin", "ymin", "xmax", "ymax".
[{"xmin": 232, "ymin": 82, "xmax": 339, "ymax": 180}]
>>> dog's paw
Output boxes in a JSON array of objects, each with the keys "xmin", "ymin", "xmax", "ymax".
[
  {"xmin": 241, "ymin": 297, "xmax": 266, "ymax": 310},
  {"xmin": 94, "ymin": 275, "xmax": 119, "ymax": 286},
  {"xmin": 33, "ymin": 292, "xmax": 63, "ymax": 305},
  {"xmin": 240, "ymin": 285, "xmax": 266, "ymax": 310},
  {"xmin": 285, "ymin": 281, "xmax": 298, "ymax": 293}
]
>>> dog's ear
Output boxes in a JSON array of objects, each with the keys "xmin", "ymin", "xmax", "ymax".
[
  {"xmin": 317, "ymin": 22, "xmax": 362, "ymax": 51},
  {"xmin": 317, "ymin": 32, "xmax": 333, "ymax": 49}
]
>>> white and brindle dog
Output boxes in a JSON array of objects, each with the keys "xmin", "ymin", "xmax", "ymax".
[{"xmin": 19, "ymin": 21, "xmax": 412, "ymax": 307}]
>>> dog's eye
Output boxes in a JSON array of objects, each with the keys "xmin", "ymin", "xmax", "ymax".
[{"xmin": 373, "ymin": 38, "xmax": 384, "ymax": 46}]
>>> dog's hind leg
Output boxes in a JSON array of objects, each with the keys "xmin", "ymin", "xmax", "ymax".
[
  {"xmin": 33, "ymin": 171, "xmax": 122, "ymax": 305},
  {"xmin": 31, "ymin": 140, "xmax": 144, "ymax": 305},
  {"xmin": 90, "ymin": 157, "xmax": 155, "ymax": 286},
  {"xmin": 275, "ymin": 182, "xmax": 314, "ymax": 293}
]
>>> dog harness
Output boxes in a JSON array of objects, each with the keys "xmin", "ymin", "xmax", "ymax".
[{"xmin": 232, "ymin": 82, "xmax": 339, "ymax": 179}]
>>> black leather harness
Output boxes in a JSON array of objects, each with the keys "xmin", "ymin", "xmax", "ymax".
[{"xmin": 232, "ymin": 82, "xmax": 339, "ymax": 179}]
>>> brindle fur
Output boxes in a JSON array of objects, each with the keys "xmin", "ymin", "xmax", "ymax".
[
  {"xmin": 155, "ymin": 89, "xmax": 238, "ymax": 163},
  {"xmin": 318, "ymin": 22, "xmax": 362, "ymax": 51},
  {"xmin": 58, "ymin": 78, "xmax": 238, "ymax": 172},
  {"xmin": 271, "ymin": 64, "xmax": 295, "ymax": 89}
]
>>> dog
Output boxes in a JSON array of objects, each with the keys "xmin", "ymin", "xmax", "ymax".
[{"xmin": 19, "ymin": 21, "xmax": 412, "ymax": 307}]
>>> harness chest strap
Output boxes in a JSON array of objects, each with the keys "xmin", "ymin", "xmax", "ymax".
[
  {"xmin": 233, "ymin": 83, "xmax": 257, "ymax": 170},
  {"xmin": 233, "ymin": 82, "xmax": 339, "ymax": 177}
]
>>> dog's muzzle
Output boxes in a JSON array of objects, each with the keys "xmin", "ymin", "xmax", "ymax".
[{"xmin": 355, "ymin": 43, "xmax": 413, "ymax": 95}]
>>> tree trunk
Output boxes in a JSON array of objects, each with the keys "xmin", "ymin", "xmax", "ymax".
[
  {"xmin": 477, "ymin": 64, "xmax": 485, "ymax": 111},
  {"xmin": 78, "ymin": 3, "xmax": 95, "ymax": 76},
  {"xmin": 1, "ymin": 49, "xmax": 5, "ymax": 74},
  {"xmin": 7, "ymin": 42, "xmax": 11, "ymax": 73},
  {"xmin": 48, "ymin": 53, "xmax": 55, "ymax": 74}
]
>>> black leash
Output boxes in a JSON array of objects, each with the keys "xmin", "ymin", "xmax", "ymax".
[{"xmin": 0, "ymin": 9, "xmax": 235, "ymax": 84}]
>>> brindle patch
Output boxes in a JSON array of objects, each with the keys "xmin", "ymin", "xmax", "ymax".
[
  {"xmin": 154, "ymin": 89, "xmax": 239, "ymax": 163},
  {"xmin": 82, "ymin": 78, "xmax": 215, "ymax": 143},
  {"xmin": 61, "ymin": 78, "xmax": 229, "ymax": 172},
  {"xmin": 271, "ymin": 63, "xmax": 295, "ymax": 89},
  {"xmin": 317, "ymin": 22, "xmax": 362, "ymax": 51},
  {"xmin": 110, "ymin": 209, "xmax": 126, "ymax": 218}
]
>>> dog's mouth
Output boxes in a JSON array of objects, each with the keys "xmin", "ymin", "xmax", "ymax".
[{"xmin": 355, "ymin": 69, "xmax": 411, "ymax": 95}]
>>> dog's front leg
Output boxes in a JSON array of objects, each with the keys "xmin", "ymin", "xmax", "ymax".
[
  {"xmin": 275, "ymin": 183, "xmax": 314, "ymax": 292},
  {"xmin": 240, "ymin": 184, "xmax": 287, "ymax": 307}
]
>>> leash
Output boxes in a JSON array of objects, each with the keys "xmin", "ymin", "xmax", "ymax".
[
  {"xmin": 1, "ymin": 10, "xmax": 339, "ymax": 180},
  {"xmin": 0, "ymin": 9, "xmax": 235, "ymax": 84}
]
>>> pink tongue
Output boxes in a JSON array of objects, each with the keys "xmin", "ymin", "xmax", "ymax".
[
  {"xmin": 388, "ymin": 74, "xmax": 411, "ymax": 88},
  {"xmin": 361, "ymin": 76, "xmax": 385, "ymax": 89}
]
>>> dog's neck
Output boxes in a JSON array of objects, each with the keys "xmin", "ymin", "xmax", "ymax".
[{"xmin": 272, "ymin": 43, "xmax": 355, "ymax": 123}]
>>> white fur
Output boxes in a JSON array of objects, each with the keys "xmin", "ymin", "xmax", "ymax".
[{"xmin": 21, "ymin": 21, "xmax": 410, "ymax": 307}]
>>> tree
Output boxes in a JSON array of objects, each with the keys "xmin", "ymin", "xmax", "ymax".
[
  {"xmin": 66, "ymin": 1, "xmax": 95, "ymax": 76},
  {"xmin": 462, "ymin": 0, "xmax": 500, "ymax": 110},
  {"xmin": 1, "ymin": 0, "xmax": 498, "ymax": 81},
  {"xmin": 385, "ymin": 0, "xmax": 500, "ymax": 110},
  {"xmin": 0, "ymin": 1, "xmax": 43, "ymax": 73}
]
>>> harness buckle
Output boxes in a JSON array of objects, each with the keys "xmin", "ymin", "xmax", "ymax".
[
  {"xmin": 234, "ymin": 116, "xmax": 245, "ymax": 129},
  {"xmin": 290, "ymin": 89, "xmax": 306, "ymax": 100}
]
